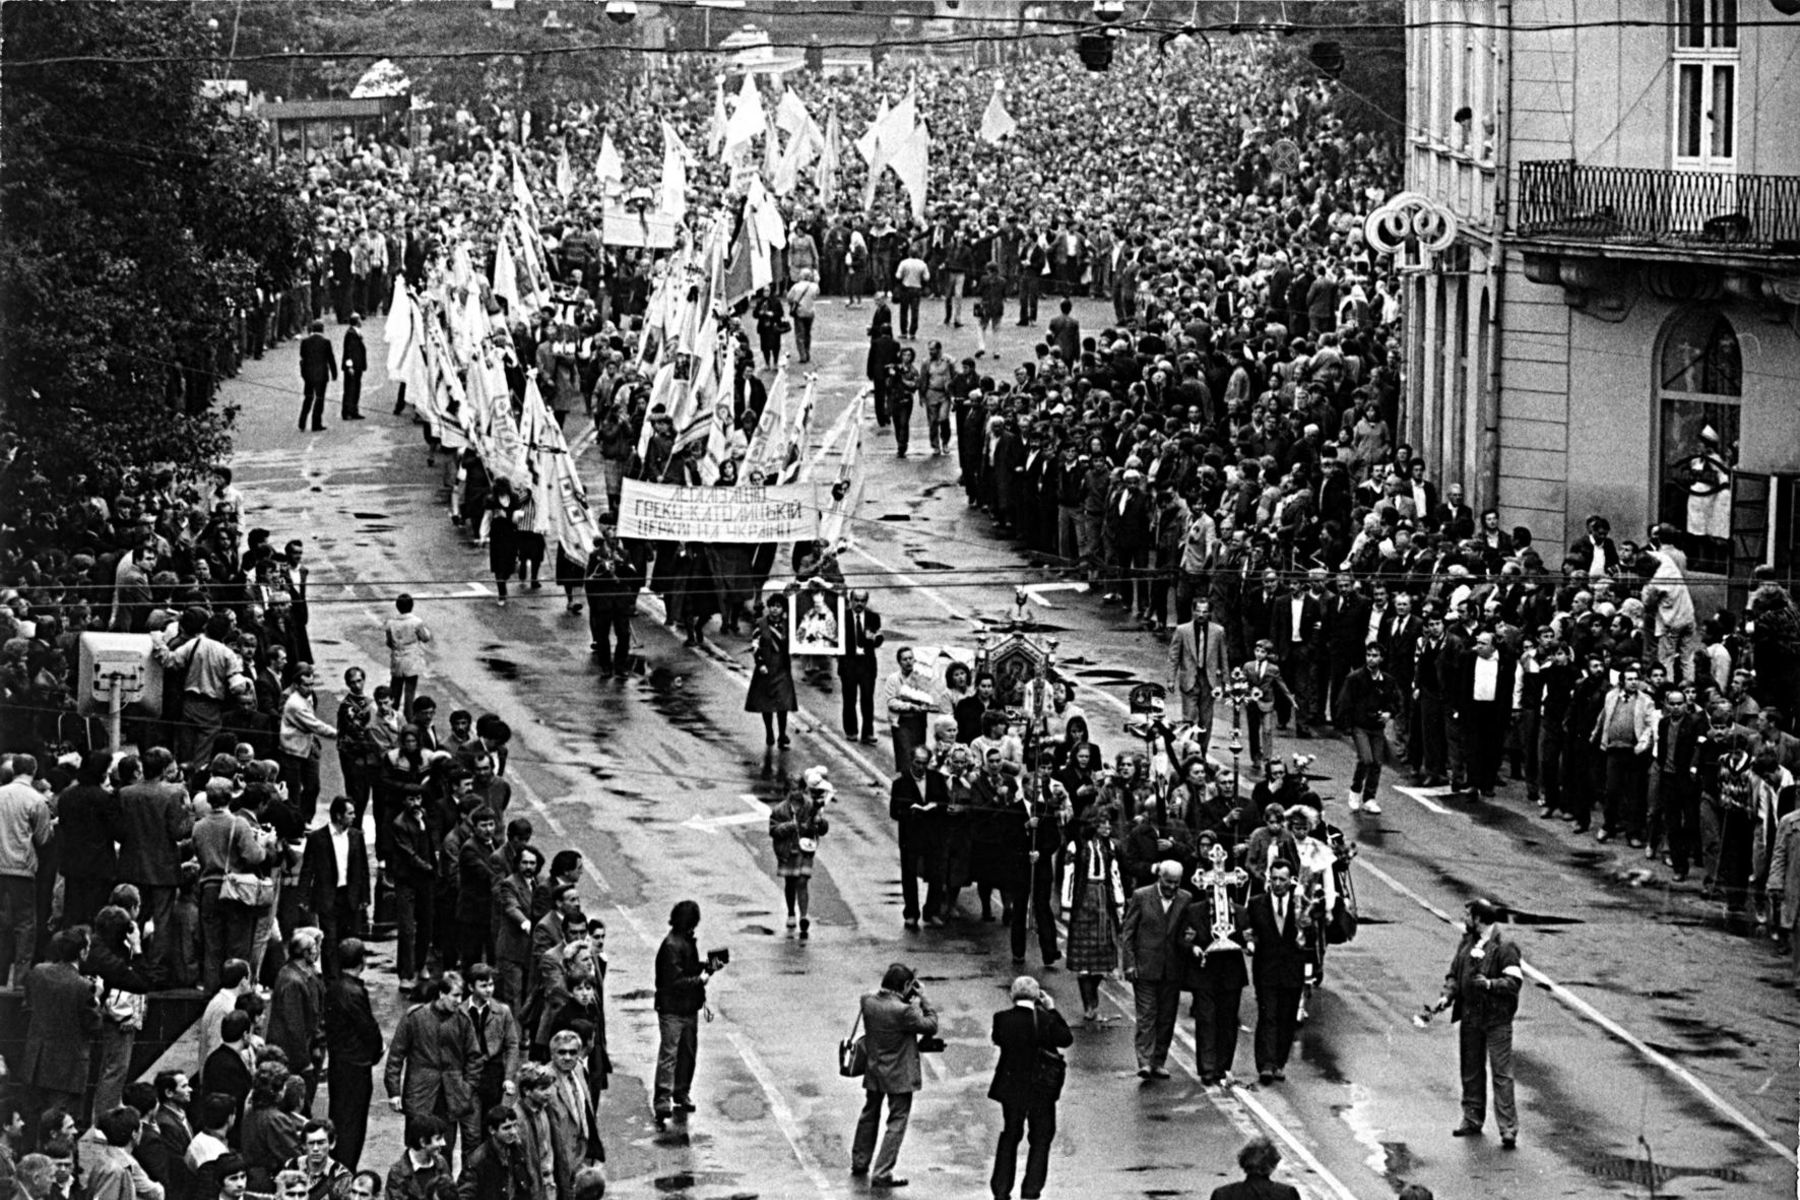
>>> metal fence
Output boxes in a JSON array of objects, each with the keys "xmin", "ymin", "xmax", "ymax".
[{"xmin": 1516, "ymin": 160, "xmax": 1800, "ymax": 252}]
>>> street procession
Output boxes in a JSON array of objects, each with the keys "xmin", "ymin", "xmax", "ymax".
[{"xmin": 0, "ymin": 2, "xmax": 1798, "ymax": 1199}]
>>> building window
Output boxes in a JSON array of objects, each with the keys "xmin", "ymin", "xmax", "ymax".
[
  {"xmin": 1672, "ymin": 0, "xmax": 1737, "ymax": 168},
  {"xmin": 1658, "ymin": 308, "xmax": 1740, "ymax": 573}
]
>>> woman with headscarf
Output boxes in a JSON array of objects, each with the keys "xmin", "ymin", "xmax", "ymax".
[{"xmin": 768, "ymin": 770, "xmax": 833, "ymax": 938}]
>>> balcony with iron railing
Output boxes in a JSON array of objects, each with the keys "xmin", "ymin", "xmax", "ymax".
[{"xmin": 1515, "ymin": 160, "xmax": 1800, "ymax": 258}]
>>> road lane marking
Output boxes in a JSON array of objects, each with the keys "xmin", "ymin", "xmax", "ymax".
[
  {"xmin": 683, "ymin": 794, "xmax": 773, "ymax": 833},
  {"xmin": 725, "ymin": 1030, "xmax": 842, "ymax": 1196},
  {"xmin": 1100, "ymin": 986, "xmax": 1364, "ymax": 1200},
  {"xmin": 1354, "ymin": 857, "xmax": 1797, "ymax": 1166},
  {"xmin": 1391, "ymin": 785, "xmax": 1453, "ymax": 815}
]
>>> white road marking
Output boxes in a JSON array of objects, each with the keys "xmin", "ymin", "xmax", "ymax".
[
  {"xmin": 1101, "ymin": 986, "xmax": 1364, "ymax": 1200},
  {"xmin": 804, "ymin": 385, "xmax": 863, "ymax": 475},
  {"xmin": 682, "ymin": 794, "xmax": 773, "ymax": 833},
  {"xmin": 1355, "ymin": 857, "xmax": 1798, "ymax": 1166},
  {"xmin": 1391, "ymin": 785, "xmax": 1453, "ymax": 815},
  {"xmin": 725, "ymin": 1030, "xmax": 843, "ymax": 1196}
]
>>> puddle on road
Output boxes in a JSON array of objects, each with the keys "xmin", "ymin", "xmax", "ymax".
[
  {"xmin": 914, "ymin": 560, "xmax": 955, "ymax": 571},
  {"xmin": 481, "ymin": 657, "xmax": 522, "ymax": 681},
  {"xmin": 1377, "ymin": 1141, "xmax": 1419, "ymax": 1189},
  {"xmin": 877, "ymin": 513, "xmax": 912, "ymax": 521},
  {"xmin": 1300, "ymin": 1037, "xmax": 1348, "ymax": 1085},
  {"xmin": 351, "ymin": 511, "xmax": 389, "ymax": 520}
]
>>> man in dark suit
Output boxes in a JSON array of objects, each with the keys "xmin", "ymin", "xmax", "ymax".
[
  {"xmin": 838, "ymin": 590, "xmax": 883, "ymax": 743},
  {"xmin": 889, "ymin": 746, "xmax": 942, "ymax": 931},
  {"xmin": 1268, "ymin": 570, "xmax": 1329, "ymax": 736},
  {"xmin": 1455, "ymin": 630, "xmax": 1517, "ymax": 799},
  {"xmin": 150, "ymin": 1070, "xmax": 197, "ymax": 1198},
  {"xmin": 20, "ymin": 929, "xmax": 102, "ymax": 1123},
  {"xmin": 115, "ymin": 747, "xmax": 193, "ymax": 986},
  {"xmin": 298, "ymin": 796, "xmax": 370, "ymax": 979},
  {"xmin": 298, "ymin": 320, "xmax": 337, "ymax": 432},
  {"xmin": 329, "ymin": 238, "xmax": 354, "ymax": 324},
  {"xmin": 340, "ymin": 314, "xmax": 367, "ymax": 420},
  {"xmin": 325, "ymin": 938, "xmax": 385, "ymax": 1172},
  {"xmin": 1324, "ymin": 573, "xmax": 1373, "ymax": 726},
  {"xmin": 1246, "ymin": 860, "xmax": 1310, "ymax": 1083},
  {"xmin": 1208, "ymin": 1136, "xmax": 1301, "ymax": 1200},
  {"xmin": 202, "ymin": 1009, "xmax": 256, "ymax": 1135},
  {"xmin": 1433, "ymin": 482, "xmax": 1475, "ymax": 541},
  {"xmin": 1181, "ymin": 838, "xmax": 1250, "ymax": 1086},
  {"xmin": 987, "ymin": 975, "xmax": 1072, "ymax": 1200},
  {"xmin": 1119, "ymin": 861, "xmax": 1191, "ymax": 1079}
]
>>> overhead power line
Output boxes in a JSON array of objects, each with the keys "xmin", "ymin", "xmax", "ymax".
[{"xmin": 6, "ymin": 13, "xmax": 1799, "ymax": 70}]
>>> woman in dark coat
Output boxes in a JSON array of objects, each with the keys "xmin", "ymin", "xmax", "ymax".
[
  {"xmin": 486, "ymin": 477, "xmax": 524, "ymax": 606},
  {"xmin": 458, "ymin": 448, "xmax": 490, "ymax": 530},
  {"xmin": 744, "ymin": 592, "xmax": 797, "ymax": 748},
  {"xmin": 754, "ymin": 289, "xmax": 787, "ymax": 370},
  {"xmin": 865, "ymin": 302, "xmax": 898, "ymax": 427}
]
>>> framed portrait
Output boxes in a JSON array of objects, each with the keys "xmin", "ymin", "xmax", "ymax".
[{"xmin": 789, "ymin": 584, "xmax": 846, "ymax": 656}]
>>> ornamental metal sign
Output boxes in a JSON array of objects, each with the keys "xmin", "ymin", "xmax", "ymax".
[{"xmin": 1363, "ymin": 190, "xmax": 1458, "ymax": 274}]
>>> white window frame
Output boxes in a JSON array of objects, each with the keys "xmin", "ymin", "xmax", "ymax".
[{"xmin": 1671, "ymin": 0, "xmax": 1738, "ymax": 172}]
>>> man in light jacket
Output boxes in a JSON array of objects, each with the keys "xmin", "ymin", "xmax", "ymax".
[
  {"xmin": 1169, "ymin": 598, "xmax": 1230, "ymax": 755},
  {"xmin": 1590, "ymin": 663, "xmax": 1658, "ymax": 846},
  {"xmin": 850, "ymin": 962, "xmax": 938, "ymax": 1190}
]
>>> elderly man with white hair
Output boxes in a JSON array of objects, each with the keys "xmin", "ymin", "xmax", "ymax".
[
  {"xmin": 1119, "ymin": 860, "xmax": 1191, "ymax": 1080},
  {"xmin": 986, "ymin": 975, "xmax": 1073, "ymax": 1200}
]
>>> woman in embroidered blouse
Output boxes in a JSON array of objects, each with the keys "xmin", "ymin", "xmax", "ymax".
[{"xmin": 1061, "ymin": 807, "xmax": 1125, "ymax": 1022}]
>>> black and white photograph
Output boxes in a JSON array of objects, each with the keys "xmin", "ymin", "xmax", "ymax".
[{"xmin": 0, "ymin": 3, "xmax": 1794, "ymax": 1199}]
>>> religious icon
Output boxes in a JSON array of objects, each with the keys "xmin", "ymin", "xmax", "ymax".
[{"xmin": 789, "ymin": 584, "xmax": 845, "ymax": 656}]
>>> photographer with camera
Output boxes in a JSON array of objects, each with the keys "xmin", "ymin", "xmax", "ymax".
[
  {"xmin": 849, "ymin": 963, "xmax": 940, "ymax": 1189},
  {"xmin": 653, "ymin": 899, "xmax": 724, "ymax": 1130},
  {"xmin": 987, "ymin": 975, "xmax": 1072, "ymax": 1200}
]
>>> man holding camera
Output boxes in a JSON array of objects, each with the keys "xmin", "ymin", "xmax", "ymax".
[
  {"xmin": 653, "ymin": 899, "xmax": 723, "ymax": 1129},
  {"xmin": 987, "ymin": 975, "xmax": 1072, "ymax": 1200},
  {"xmin": 851, "ymin": 962, "xmax": 940, "ymax": 1189}
]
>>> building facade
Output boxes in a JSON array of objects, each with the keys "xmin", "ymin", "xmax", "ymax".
[{"xmin": 1403, "ymin": 0, "xmax": 1800, "ymax": 599}]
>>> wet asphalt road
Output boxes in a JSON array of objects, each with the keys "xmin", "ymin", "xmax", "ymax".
[{"xmin": 223, "ymin": 296, "xmax": 1798, "ymax": 1200}]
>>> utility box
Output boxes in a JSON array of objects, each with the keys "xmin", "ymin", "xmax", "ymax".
[{"xmin": 77, "ymin": 632, "xmax": 163, "ymax": 718}]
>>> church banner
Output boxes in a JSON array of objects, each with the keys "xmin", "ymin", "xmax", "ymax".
[{"xmin": 617, "ymin": 479, "xmax": 816, "ymax": 543}]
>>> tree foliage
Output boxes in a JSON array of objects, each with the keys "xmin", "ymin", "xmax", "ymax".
[
  {"xmin": 195, "ymin": 0, "xmax": 633, "ymax": 134},
  {"xmin": 0, "ymin": 1, "xmax": 313, "ymax": 516}
]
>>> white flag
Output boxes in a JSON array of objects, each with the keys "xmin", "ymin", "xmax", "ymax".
[
  {"xmin": 888, "ymin": 118, "xmax": 930, "ymax": 221},
  {"xmin": 555, "ymin": 145, "xmax": 574, "ymax": 199},
  {"xmin": 979, "ymin": 88, "xmax": 1017, "ymax": 145},
  {"xmin": 816, "ymin": 390, "xmax": 868, "ymax": 547},
  {"xmin": 723, "ymin": 72, "xmax": 765, "ymax": 159},
  {"xmin": 594, "ymin": 131, "xmax": 625, "ymax": 191},
  {"xmin": 660, "ymin": 120, "xmax": 691, "ymax": 218},
  {"xmin": 707, "ymin": 75, "xmax": 729, "ymax": 158}
]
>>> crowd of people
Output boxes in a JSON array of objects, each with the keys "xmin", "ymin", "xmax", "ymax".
[{"xmin": 2, "ymin": 21, "xmax": 1799, "ymax": 1200}]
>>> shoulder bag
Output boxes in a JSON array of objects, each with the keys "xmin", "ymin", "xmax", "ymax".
[
  {"xmin": 838, "ymin": 1008, "xmax": 868, "ymax": 1078},
  {"xmin": 1032, "ymin": 1010, "xmax": 1067, "ymax": 1098},
  {"xmin": 220, "ymin": 818, "xmax": 275, "ymax": 909}
]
